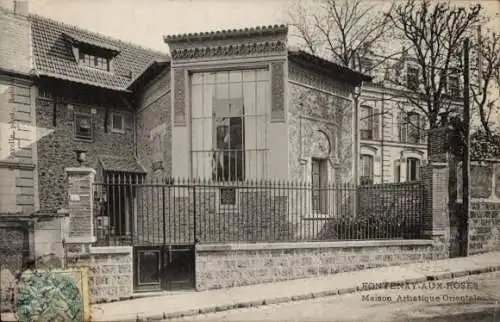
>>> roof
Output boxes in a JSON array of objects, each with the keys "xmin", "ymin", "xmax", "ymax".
[
  {"xmin": 98, "ymin": 155, "xmax": 146, "ymax": 174},
  {"xmin": 30, "ymin": 14, "xmax": 169, "ymax": 91},
  {"xmin": 288, "ymin": 50, "xmax": 372, "ymax": 86},
  {"xmin": 164, "ymin": 24, "xmax": 288, "ymax": 44},
  {"xmin": 126, "ymin": 59, "xmax": 170, "ymax": 91}
]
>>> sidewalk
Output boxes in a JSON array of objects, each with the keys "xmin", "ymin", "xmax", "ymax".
[{"xmin": 93, "ymin": 252, "xmax": 500, "ymax": 322}]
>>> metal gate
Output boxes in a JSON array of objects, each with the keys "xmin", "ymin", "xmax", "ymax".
[
  {"xmin": 93, "ymin": 175, "xmax": 197, "ymax": 292},
  {"xmin": 133, "ymin": 245, "xmax": 195, "ymax": 292}
]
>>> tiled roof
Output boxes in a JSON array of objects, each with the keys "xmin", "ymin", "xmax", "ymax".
[
  {"xmin": 30, "ymin": 14, "xmax": 169, "ymax": 91},
  {"xmin": 164, "ymin": 24, "xmax": 288, "ymax": 43},
  {"xmin": 288, "ymin": 49, "xmax": 373, "ymax": 85},
  {"xmin": 98, "ymin": 155, "xmax": 146, "ymax": 174}
]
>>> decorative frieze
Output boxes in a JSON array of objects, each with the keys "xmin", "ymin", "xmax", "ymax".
[
  {"xmin": 271, "ymin": 61, "xmax": 285, "ymax": 121},
  {"xmin": 173, "ymin": 68, "xmax": 186, "ymax": 126},
  {"xmin": 170, "ymin": 40, "xmax": 286, "ymax": 61}
]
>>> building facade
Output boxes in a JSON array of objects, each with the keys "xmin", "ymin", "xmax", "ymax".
[
  {"xmin": 151, "ymin": 27, "xmax": 369, "ymax": 187},
  {"xmin": 355, "ymin": 54, "xmax": 463, "ymax": 184},
  {"xmin": 0, "ymin": 1, "xmax": 370, "ymax": 263}
]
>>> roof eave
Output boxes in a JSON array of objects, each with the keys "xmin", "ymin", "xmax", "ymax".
[
  {"xmin": 164, "ymin": 24, "xmax": 288, "ymax": 44},
  {"xmin": 126, "ymin": 59, "xmax": 170, "ymax": 91},
  {"xmin": 63, "ymin": 32, "xmax": 121, "ymax": 55},
  {"xmin": 36, "ymin": 71, "xmax": 132, "ymax": 93},
  {"xmin": 288, "ymin": 50, "xmax": 373, "ymax": 86}
]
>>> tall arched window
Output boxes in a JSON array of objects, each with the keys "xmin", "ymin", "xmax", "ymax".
[
  {"xmin": 406, "ymin": 157, "xmax": 421, "ymax": 181},
  {"xmin": 360, "ymin": 154, "xmax": 374, "ymax": 185}
]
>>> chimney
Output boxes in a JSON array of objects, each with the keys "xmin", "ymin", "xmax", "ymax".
[
  {"xmin": 14, "ymin": 0, "xmax": 29, "ymax": 16},
  {"xmin": 0, "ymin": 0, "xmax": 14, "ymax": 11}
]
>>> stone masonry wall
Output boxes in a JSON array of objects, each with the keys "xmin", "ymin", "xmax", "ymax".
[
  {"xmin": 36, "ymin": 94, "xmax": 135, "ymax": 211},
  {"xmin": 469, "ymin": 202, "xmax": 500, "ymax": 255},
  {"xmin": 195, "ymin": 240, "xmax": 447, "ymax": 290},
  {"xmin": 88, "ymin": 250, "xmax": 133, "ymax": 303},
  {"xmin": 136, "ymin": 69, "xmax": 172, "ymax": 178},
  {"xmin": 466, "ymin": 161, "xmax": 500, "ymax": 255}
]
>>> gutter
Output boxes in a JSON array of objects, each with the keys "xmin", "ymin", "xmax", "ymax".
[
  {"xmin": 0, "ymin": 67, "xmax": 35, "ymax": 80},
  {"xmin": 120, "ymin": 96, "xmax": 139, "ymax": 159},
  {"xmin": 380, "ymin": 92, "xmax": 385, "ymax": 183}
]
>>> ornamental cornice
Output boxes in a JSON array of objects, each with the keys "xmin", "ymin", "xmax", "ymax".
[
  {"xmin": 165, "ymin": 24, "xmax": 288, "ymax": 44},
  {"xmin": 170, "ymin": 40, "xmax": 287, "ymax": 61}
]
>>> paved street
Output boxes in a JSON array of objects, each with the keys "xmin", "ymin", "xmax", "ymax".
[{"xmin": 171, "ymin": 272, "xmax": 500, "ymax": 322}]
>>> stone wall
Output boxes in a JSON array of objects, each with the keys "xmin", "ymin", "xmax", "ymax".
[
  {"xmin": 87, "ymin": 247, "xmax": 133, "ymax": 303},
  {"xmin": 465, "ymin": 161, "xmax": 500, "ymax": 255},
  {"xmin": 195, "ymin": 240, "xmax": 446, "ymax": 290},
  {"xmin": 32, "ymin": 212, "xmax": 68, "ymax": 267},
  {"xmin": 469, "ymin": 202, "xmax": 500, "ymax": 255},
  {"xmin": 136, "ymin": 69, "xmax": 172, "ymax": 178},
  {"xmin": 36, "ymin": 90, "xmax": 135, "ymax": 211}
]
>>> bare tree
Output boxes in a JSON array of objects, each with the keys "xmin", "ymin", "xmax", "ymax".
[
  {"xmin": 471, "ymin": 28, "xmax": 500, "ymax": 139},
  {"xmin": 387, "ymin": 0, "xmax": 482, "ymax": 129},
  {"xmin": 287, "ymin": 0, "xmax": 394, "ymax": 73}
]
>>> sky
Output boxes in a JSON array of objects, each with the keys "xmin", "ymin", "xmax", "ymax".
[
  {"xmin": 26, "ymin": 0, "xmax": 499, "ymax": 54},
  {"xmin": 28, "ymin": 0, "xmax": 294, "ymax": 52}
]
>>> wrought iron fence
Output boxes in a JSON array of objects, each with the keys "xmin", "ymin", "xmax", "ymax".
[{"xmin": 92, "ymin": 178, "xmax": 425, "ymax": 246}]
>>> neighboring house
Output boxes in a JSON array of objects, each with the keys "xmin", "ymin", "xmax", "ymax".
[
  {"xmin": 354, "ymin": 54, "xmax": 463, "ymax": 184},
  {"xmin": 0, "ymin": 2, "xmax": 169, "ymax": 248},
  {"xmin": 30, "ymin": 12, "xmax": 169, "ymax": 214},
  {"xmin": 0, "ymin": 3, "xmax": 36, "ymax": 289},
  {"xmin": 0, "ymin": 3, "xmax": 36, "ymax": 216}
]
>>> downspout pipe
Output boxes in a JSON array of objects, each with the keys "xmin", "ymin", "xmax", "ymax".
[
  {"xmin": 120, "ymin": 96, "xmax": 138, "ymax": 159},
  {"xmin": 353, "ymin": 81, "xmax": 363, "ymax": 186},
  {"xmin": 380, "ymin": 91, "xmax": 385, "ymax": 183}
]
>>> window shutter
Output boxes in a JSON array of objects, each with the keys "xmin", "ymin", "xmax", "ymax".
[
  {"xmin": 398, "ymin": 112, "xmax": 406, "ymax": 143},
  {"xmin": 419, "ymin": 114, "xmax": 427, "ymax": 144},
  {"xmin": 372, "ymin": 107, "xmax": 380, "ymax": 140}
]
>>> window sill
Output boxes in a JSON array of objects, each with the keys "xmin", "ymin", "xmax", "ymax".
[
  {"xmin": 74, "ymin": 137, "xmax": 93, "ymax": 143},
  {"xmin": 110, "ymin": 128, "xmax": 125, "ymax": 134}
]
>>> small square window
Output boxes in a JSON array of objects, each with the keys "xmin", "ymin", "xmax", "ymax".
[
  {"xmin": 74, "ymin": 113, "xmax": 92, "ymax": 140},
  {"xmin": 111, "ymin": 113, "xmax": 124, "ymax": 132}
]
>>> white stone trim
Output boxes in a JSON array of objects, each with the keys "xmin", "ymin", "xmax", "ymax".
[
  {"xmin": 196, "ymin": 240, "xmax": 433, "ymax": 252},
  {"xmin": 65, "ymin": 236, "xmax": 96, "ymax": 244},
  {"xmin": 360, "ymin": 145, "xmax": 379, "ymax": 156},
  {"xmin": 89, "ymin": 246, "xmax": 133, "ymax": 254},
  {"xmin": 401, "ymin": 149, "xmax": 424, "ymax": 159},
  {"xmin": 65, "ymin": 167, "xmax": 96, "ymax": 175}
]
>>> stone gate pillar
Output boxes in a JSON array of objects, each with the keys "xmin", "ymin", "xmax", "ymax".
[{"xmin": 64, "ymin": 167, "xmax": 96, "ymax": 260}]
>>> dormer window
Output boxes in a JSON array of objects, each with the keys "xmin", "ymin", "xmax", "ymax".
[
  {"xmin": 79, "ymin": 51, "xmax": 110, "ymax": 71},
  {"xmin": 64, "ymin": 32, "xmax": 119, "ymax": 73}
]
